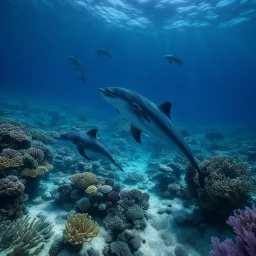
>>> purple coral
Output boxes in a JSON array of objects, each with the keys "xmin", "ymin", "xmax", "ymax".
[{"xmin": 210, "ymin": 204, "xmax": 256, "ymax": 256}]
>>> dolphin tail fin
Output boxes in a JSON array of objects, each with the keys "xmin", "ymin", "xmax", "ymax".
[
  {"xmin": 114, "ymin": 162, "xmax": 124, "ymax": 172},
  {"xmin": 78, "ymin": 75, "xmax": 85, "ymax": 83}
]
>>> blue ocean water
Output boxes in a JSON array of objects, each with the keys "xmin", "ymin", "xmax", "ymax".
[
  {"xmin": 1, "ymin": 1, "xmax": 256, "ymax": 256},
  {"xmin": 2, "ymin": 0, "xmax": 256, "ymax": 125}
]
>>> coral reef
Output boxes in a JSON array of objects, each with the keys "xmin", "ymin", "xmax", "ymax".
[
  {"xmin": 185, "ymin": 156, "xmax": 252, "ymax": 215},
  {"xmin": 210, "ymin": 204, "xmax": 256, "ymax": 256},
  {"xmin": 70, "ymin": 172, "xmax": 98, "ymax": 190},
  {"xmin": 0, "ymin": 215, "xmax": 53, "ymax": 255},
  {"xmin": 63, "ymin": 213, "xmax": 100, "ymax": 245}
]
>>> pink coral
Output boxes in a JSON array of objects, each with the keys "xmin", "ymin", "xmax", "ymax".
[{"xmin": 27, "ymin": 147, "xmax": 44, "ymax": 161}]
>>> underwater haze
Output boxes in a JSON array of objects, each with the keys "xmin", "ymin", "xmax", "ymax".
[
  {"xmin": 2, "ymin": 0, "xmax": 256, "ymax": 124},
  {"xmin": 1, "ymin": 1, "xmax": 256, "ymax": 256}
]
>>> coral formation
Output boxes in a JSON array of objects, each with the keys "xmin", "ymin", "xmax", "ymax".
[
  {"xmin": 63, "ymin": 213, "xmax": 100, "ymax": 245},
  {"xmin": 70, "ymin": 172, "xmax": 98, "ymax": 189},
  {"xmin": 210, "ymin": 204, "xmax": 256, "ymax": 256},
  {"xmin": 0, "ymin": 215, "xmax": 53, "ymax": 255},
  {"xmin": 185, "ymin": 156, "xmax": 252, "ymax": 214}
]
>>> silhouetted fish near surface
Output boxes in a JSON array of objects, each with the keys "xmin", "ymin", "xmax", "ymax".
[
  {"xmin": 98, "ymin": 87, "xmax": 209, "ymax": 185},
  {"xmin": 97, "ymin": 48, "xmax": 112, "ymax": 58},
  {"xmin": 163, "ymin": 53, "xmax": 184, "ymax": 66},
  {"xmin": 54, "ymin": 129, "xmax": 124, "ymax": 172},
  {"xmin": 68, "ymin": 56, "xmax": 85, "ymax": 83}
]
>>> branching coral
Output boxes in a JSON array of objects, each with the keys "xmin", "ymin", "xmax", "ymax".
[
  {"xmin": 210, "ymin": 204, "xmax": 256, "ymax": 256},
  {"xmin": 70, "ymin": 172, "xmax": 98, "ymax": 190},
  {"xmin": 185, "ymin": 156, "xmax": 252, "ymax": 214},
  {"xmin": 63, "ymin": 213, "xmax": 100, "ymax": 245},
  {"xmin": 0, "ymin": 215, "xmax": 53, "ymax": 255}
]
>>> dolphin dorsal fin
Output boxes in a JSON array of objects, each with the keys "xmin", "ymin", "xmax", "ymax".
[
  {"xmin": 158, "ymin": 102, "xmax": 172, "ymax": 117},
  {"xmin": 86, "ymin": 128, "xmax": 98, "ymax": 138}
]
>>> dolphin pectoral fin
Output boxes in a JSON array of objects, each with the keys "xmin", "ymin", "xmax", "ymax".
[
  {"xmin": 158, "ymin": 102, "xmax": 172, "ymax": 117},
  {"xmin": 131, "ymin": 125, "xmax": 142, "ymax": 143},
  {"xmin": 116, "ymin": 109, "xmax": 120, "ymax": 114},
  {"xmin": 77, "ymin": 146, "xmax": 91, "ymax": 160},
  {"xmin": 168, "ymin": 60, "xmax": 172, "ymax": 64},
  {"xmin": 98, "ymin": 53, "xmax": 100, "ymax": 56}
]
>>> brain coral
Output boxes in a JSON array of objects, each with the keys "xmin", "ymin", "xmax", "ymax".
[
  {"xmin": 70, "ymin": 172, "xmax": 98, "ymax": 189},
  {"xmin": 86, "ymin": 185, "xmax": 97, "ymax": 195},
  {"xmin": 185, "ymin": 156, "xmax": 252, "ymax": 214}
]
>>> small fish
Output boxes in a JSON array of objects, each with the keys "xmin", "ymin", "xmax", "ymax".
[
  {"xmin": 54, "ymin": 129, "xmax": 124, "ymax": 172},
  {"xmin": 69, "ymin": 56, "xmax": 85, "ymax": 83},
  {"xmin": 97, "ymin": 48, "xmax": 112, "ymax": 58},
  {"xmin": 163, "ymin": 53, "xmax": 184, "ymax": 66}
]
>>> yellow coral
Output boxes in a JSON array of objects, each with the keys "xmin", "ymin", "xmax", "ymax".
[
  {"xmin": 0, "ymin": 156, "xmax": 23, "ymax": 168},
  {"xmin": 70, "ymin": 172, "xmax": 98, "ymax": 189},
  {"xmin": 21, "ymin": 166, "xmax": 49, "ymax": 178},
  {"xmin": 86, "ymin": 185, "xmax": 97, "ymax": 195},
  {"xmin": 63, "ymin": 213, "xmax": 100, "ymax": 245}
]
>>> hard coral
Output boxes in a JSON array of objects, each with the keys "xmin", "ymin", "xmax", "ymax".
[
  {"xmin": 86, "ymin": 185, "xmax": 97, "ymax": 195},
  {"xmin": 210, "ymin": 204, "xmax": 256, "ymax": 256},
  {"xmin": 70, "ymin": 172, "xmax": 98, "ymax": 190},
  {"xmin": 0, "ymin": 156, "xmax": 23, "ymax": 169},
  {"xmin": 63, "ymin": 213, "xmax": 100, "ymax": 245},
  {"xmin": 185, "ymin": 156, "xmax": 252, "ymax": 214},
  {"xmin": 0, "ymin": 215, "xmax": 53, "ymax": 255},
  {"xmin": 21, "ymin": 165, "xmax": 52, "ymax": 178}
]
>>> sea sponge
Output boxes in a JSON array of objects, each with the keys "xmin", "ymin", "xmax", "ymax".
[
  {"xmin": 0, "ymin": 156, "xmax": 23, "ymax": 169},
  {"xmin": 86, "ymin": 185, "xmax": 97, "ymax": 195},
  {"xmin": 70, "ymin": 172, "xmax": 98, "ymax": 190},
  {"xmin": 185, "ymin": 156, "xmax": 252, "ymax": 214},
  {"xmin": 63, "ymin": 213, "xmax": 100, "ymax": 245}
]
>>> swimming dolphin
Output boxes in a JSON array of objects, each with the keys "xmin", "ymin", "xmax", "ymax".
[
  {"xmin": 54, "ymin": 129, "xmax": 124, "ymax": 172},
  {"xmin": 69, "ymin": 56, "xmax": 85, "ymax": 82},
  {"xmin": 98, "ymin": 87, "xmax": 208, "ymax": 185},
  {"xmin": 163, "ymin": 53, "xmax": 184, "ymax": 66},
  {"xmin": 97, "ymin": 48, "xmax": 112, "ymax": 58}
]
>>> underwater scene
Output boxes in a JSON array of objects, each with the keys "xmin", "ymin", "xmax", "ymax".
[{"xmin": 1, "ymin": 0, "xmax": 256, "ymax": 255}]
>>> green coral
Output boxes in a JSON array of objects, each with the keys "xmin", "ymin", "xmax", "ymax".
[
  {"xmin": 63, "ymin": 213, "xmax": 100, "ymax": 245},
  {"xmin": 0, "ymin": 156, "xmax": 23, "ymax": 169},
  {"xmin": 0, "ymin": 215, "xmax": 53, "ymax": 256},
  {"xmin": 185, "ymin": 156, "xmax": 252, "ymax": 215},
  {"xmin": 70, "ymin": 172, "xmax": 98, "ymax": 190}
]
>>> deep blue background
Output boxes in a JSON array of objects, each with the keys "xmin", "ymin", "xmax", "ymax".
[{"xmin": 1, "ymin": 1, "xmax": 256, "ymax": 125}]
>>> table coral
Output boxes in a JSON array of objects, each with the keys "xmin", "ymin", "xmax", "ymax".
[{"xmin": 63, "ymin": 213, "xmax": 100, "ymax": 245}]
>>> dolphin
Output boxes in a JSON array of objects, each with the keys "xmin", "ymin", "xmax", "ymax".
[
  {"xmin": 98, "ymin": 87, "xmax": 208, "ymax": 185},
  {"xmin": 97, "ymin": 48, "xmax": 112, "ymax": 58},
  {"xmin": 69, "ymin": 56, "xmax": 85, "ymax": 82},
  {"xmin": 54, "ymin": 129, "xmax": 124, "ymax": 172},
  {"xmin": 163, "ymin": 53, "xmax": 184, "ymax": 66}
]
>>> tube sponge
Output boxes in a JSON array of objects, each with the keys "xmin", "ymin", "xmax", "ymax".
[{"xmin": 63, "ymin": 213, "xmax": 100, "ymax": 245}]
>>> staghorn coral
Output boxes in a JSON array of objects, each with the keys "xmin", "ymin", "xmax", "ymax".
[
  {"xmin": 70, "ymin": 172, "xmax": 98, "ymax": 190},
  {"xmin": 63, "ymin": 213, "xmax": 100, "ymax": 245},
  {"xmin": 0, "ymin": 215, "xmax": 53, "ymax": 255},
  {"xmin": 210, "ymin": 204, "xmax": 256, "ymax": 256},
  {"xmin": 86, "ymin": 185, "xmax": 97, "ymax": 195},
  {"xmin": 185, "ymin": 156, "xmax": 252, "ymax": 214}
]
